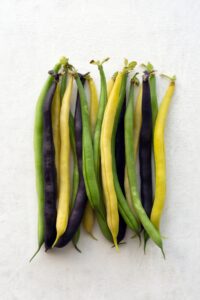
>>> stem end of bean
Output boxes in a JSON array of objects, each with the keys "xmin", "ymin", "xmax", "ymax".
[{"xmin": 160, "ymin": 74, "xmax": 176, "ymax": 82}]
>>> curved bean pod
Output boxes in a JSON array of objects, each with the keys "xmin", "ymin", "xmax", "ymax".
[
  {"xmin": 150, "ymin": 76, "xmax": 176, "ymax": 230},
  {"xmin": 83, "ymin": 75, "xmax": 98, "ymax": 238},
  {"xmin": 139, "ymin": 73, "xmax": 153, "ymax": 217},
  {"xmin": 55, "ymin": 77, "xmax": 87, "ymax": 248},
  {"xmin": 43, "ymin": 74, "xmax": 59, "ymax": 250},
  {"xmin": 31, "ymin": 58, "xmax": 68, "ymax": 261},
  {"xmin": 53, "ymin": 75, "xmax": 74, "ymax": 247},
  {"xmin": 125, "ymin": 75, "xmax": 164, "ymax": 255},
  {"xmin": 112, "ymin": 68, "xmax": 140, "ymax": 237},
  {"xmin": 115, "ymin": 94, "xmax": 127, "ymax": 243},
  {"xmin": 75, "ymin": 73, "xmax": 112, "ymax": 242},
  {"xmin": 124, "ymin": 85, "xmax": 142, "ymax": 214}
]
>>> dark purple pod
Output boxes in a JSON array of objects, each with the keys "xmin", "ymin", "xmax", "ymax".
[
  {"xmin": 42, "ymin": 74, "xmax": 59, "ymax": 250},
  {"xmin": 55, "ymin": 76, "xmax": 87, "ymax": 248},
  {"xmin": 139, "ymin": 73, "xmax": 153, "ymax": 217}
]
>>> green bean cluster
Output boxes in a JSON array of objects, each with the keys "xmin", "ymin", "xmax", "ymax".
[{"xmin": 32, "ymin": 57, "xmax": 175, "ymax": 261}]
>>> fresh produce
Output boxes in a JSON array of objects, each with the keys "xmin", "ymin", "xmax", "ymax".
[
  {"xmin": 150, "ymin": 75, "xmax": 176, "ymax": 230},
  {"xmin": 32, "ymin": 57, "xmax": 175, "ymax": 261},
  {"xmin": 53, "ymin": 75, "xmax": 74, "ymax": 247}
]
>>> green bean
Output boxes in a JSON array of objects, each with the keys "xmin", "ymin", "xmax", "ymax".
[
  {"xmin": 125, "ymin": 74, "xmax": 164, "ymax": 256},
  {"xmin": 74, "ymin": 73, "xmax": 112, "ymax": 241},
  {"xmin": 112, "ymin": 70, "xmax": 141, "ymax": 235},
  {"xmin": 90, "ymin": 58, "xmax": 109, "ymax": 181},
  {"xmin": 141, "ymin": 63, "xmax": 158, "ymax": 249}
]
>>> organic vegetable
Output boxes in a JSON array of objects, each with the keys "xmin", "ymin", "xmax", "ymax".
[
  {"xmin": 55, "ymin": 77, "xmax": 88, "ymax": 247},
  {"xmin": 110, "ymin": 71, "xmax": 129, "ymax": 243},
  {"xmin": 139, "ymin": 73, "xmax": 153, "ymax": 249},
  {"xmin": 141, "ymin": 63, "xmax": 158, "ymax": 248},
  {"xmin": 83, "ymin": 75, "xmax": 99, "ymax": 238},
  {"xmin": 124, "ymin": 84, "xmax": 142, "ymax": 213},
  {"xmin": 69, "ymin": 113, "xmax": 80, "ymax": 250},
  {"xmin": 74, "ymin": 71, "xmax": 112, "ymax": 242},
  {"xmin": 71, "ymin": 75, "xmax": 85, "ymax": 250},
  {"xmin": 42, "ymin": 72, "xmax": 60, "ymax": 250},
  {"xmin": 101, "ymin": 61, "xmax": 137, "ymax": 249},
  {"xmin": 91, "ymin": 58, "xmax": 109, "ymax": 181},
  {"xmin": 101, "ymin": 72, "xmax": 122, "ymax": 249},
  {"xmin": 31, "ymin": 58, "xmax": 67, "ymax": 261},
  {"xmin": 53, "ymin": 75, "xmax": 74, "ymax": 247},
  {"xmin": 125, "ymin": 74, "xmax": 164, "ymax": 255},
  {"xmin": 150, "ymin": 75, "xmax": 176, "ymax": 230},
  {"xmin": 111, "ymin": 63, "xmax": 140, "ymax": 239},
  {"xmin": 139, "ymin": 73, "xmax": 153, "ymax": 217},
  {"xmin": 115, "ymin": 97, "xmax": 127, "ymax": 243}
]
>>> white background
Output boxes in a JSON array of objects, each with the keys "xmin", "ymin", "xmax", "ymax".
[{"xmin": 0, "ymin": 0, "xmax": 200, "ymax": 299}]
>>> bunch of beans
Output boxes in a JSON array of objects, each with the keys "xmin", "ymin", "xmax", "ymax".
[{"xmin": 31, "ymin": 57, "xmax": 176, "ymax": 261}]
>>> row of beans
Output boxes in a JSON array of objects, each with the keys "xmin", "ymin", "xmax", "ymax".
[{"xmin": 31, "ymin": 57, "xmax": 176, "ymax": 261}]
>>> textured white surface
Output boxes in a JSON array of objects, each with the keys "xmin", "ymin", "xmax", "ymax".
[{"xmin": 0, "ymin": 0, "xmax": 200, "ymax": 299}]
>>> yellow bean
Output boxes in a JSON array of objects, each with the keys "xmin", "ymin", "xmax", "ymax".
[
  {"xmin": 52, "ymin": 75, "xmax": 73, "ymax": 247},
  {"xmin": 107, "ymin": 72, "xmax": 118, "ymax": 98},
  {"xmin": 151, "ymin": 79, "xmax": 175, "ymax": 229},
  {"xmin": 101, "ymin": 72, "xmax": 124, "ymax": 250}
]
